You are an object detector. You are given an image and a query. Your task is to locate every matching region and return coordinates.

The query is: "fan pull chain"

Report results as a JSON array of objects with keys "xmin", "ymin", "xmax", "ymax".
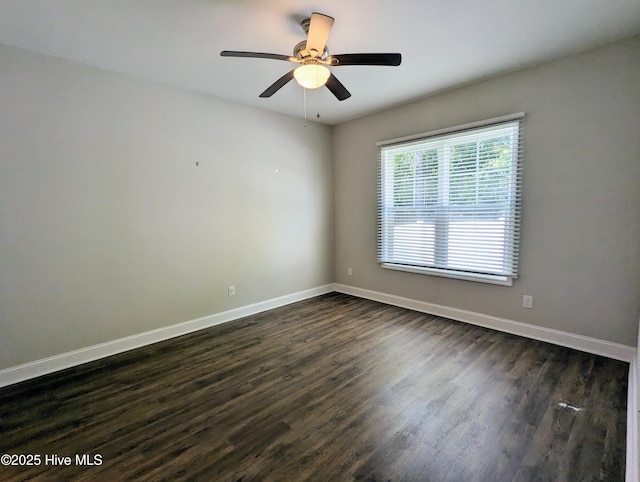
[
  {"xmin": 302, "ymin": 88, "xmax": 320, "ymax": 125},
  {"xmin": 303, "ymin": 87, "xmax": 307, "ymax": 127}
]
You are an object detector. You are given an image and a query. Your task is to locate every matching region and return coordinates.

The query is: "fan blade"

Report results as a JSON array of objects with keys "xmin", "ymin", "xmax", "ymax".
[
  {"xmin": 259, "ymin": 70, "xmax": 295, "ymax": 98},
  {"xmin": 306, "ymin": 12, "xmax": 334, "ymax": 56},
  {"xmin": 325, "ymin": 73, "xmax": 351, "ymax": 101},
  {"xmin": 221, "ymin": 51, "xmax": 294, "ymax": 62},
  {"xmin": 328, "ymin": 53, "xmax": 402, "ymax": 66}
]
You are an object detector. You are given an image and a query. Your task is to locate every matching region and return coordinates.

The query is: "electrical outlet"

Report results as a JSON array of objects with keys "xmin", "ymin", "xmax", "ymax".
[
  {"xmin": 228, "ymin": 285, "xmax": 235, "ymax": 297},
  {"xmin": 522, "ymin": 295, "xmax": 533, "ymax": 309},
  {"xmin": 347, "ymin": 267, "xmax": 353, "ymax": 276}
]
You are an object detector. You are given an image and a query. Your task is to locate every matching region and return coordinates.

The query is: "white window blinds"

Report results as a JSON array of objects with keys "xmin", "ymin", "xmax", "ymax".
[{"xmin": 377, "ymin": 114, "xmax": 524, "ymax": 284}]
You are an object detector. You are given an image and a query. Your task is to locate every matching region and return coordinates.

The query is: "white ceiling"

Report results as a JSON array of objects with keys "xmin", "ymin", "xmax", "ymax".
[{"xmin": 1, "ymin": 0, "xmax": 639, "ymax": 125}]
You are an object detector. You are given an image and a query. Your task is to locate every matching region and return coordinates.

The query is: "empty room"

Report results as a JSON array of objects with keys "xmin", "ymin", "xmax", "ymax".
[{"xmin": 1, "ymin": 1, "xmax": 639, "ymax": 480}]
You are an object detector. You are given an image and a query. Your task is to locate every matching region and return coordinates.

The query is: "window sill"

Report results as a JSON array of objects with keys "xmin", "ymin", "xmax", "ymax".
[{"xmin": 380, "ymin": 263, "xmax": 513, "ymax": 286}]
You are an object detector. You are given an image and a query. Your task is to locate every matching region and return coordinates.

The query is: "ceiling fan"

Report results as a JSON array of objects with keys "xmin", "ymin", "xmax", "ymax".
[{"xmin": 220, "ymin": 12, "xmax": 402, "ymax": 101}]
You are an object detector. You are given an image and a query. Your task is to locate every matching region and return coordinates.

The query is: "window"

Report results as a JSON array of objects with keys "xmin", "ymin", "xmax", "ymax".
[{"xmin": 377, "ymin": 114, "xmax": 524, "ymax": 285}]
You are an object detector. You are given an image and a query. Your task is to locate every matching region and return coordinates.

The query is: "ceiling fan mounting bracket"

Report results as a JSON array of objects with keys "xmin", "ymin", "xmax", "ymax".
[{"xmin": 300, "ymin": 17, "xmax": 311, "ymax": 34}]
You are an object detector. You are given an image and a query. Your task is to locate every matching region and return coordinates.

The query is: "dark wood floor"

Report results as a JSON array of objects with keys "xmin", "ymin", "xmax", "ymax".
[{"xmin": 0, "ymin": 293, "xmax": 628, "ymax": 481}]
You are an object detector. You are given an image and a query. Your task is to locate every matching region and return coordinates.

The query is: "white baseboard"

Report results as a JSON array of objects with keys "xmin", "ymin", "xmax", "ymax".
[
  {"xmin": 334, "ymin": 283, "xmax": 635, "ymax": 362},
  {"xmin": 0, "ymin": 284, "xmax": 334, "ymax": 389},
  {"xmin": 627, "ymin": 358, "xmax": 639, "ymax": 482},
  {"xmin": 3, "ymin": 281, "xmax": 633, "ymax": 379}
]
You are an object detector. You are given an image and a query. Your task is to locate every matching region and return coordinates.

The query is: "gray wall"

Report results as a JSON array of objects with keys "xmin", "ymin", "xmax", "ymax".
[
  {"xmin": 1, "ymin": 35, "xmax": 639, "ymax": 371},
  {"xmin": 0, "ymin": 44, "xmax": 334, "ymax": 369},
  {"xmin": 333, "ymin": 36, "xmax": 640, "ymax": 345}
]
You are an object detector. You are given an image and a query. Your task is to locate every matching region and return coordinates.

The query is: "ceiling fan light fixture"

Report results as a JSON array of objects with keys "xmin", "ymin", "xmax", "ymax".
[{"xmin": 294, "ymin": 64, "xmax": 330, "ymax": 89}]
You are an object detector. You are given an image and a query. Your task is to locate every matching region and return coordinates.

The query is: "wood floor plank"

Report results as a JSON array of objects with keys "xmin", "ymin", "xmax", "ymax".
[{"xmin": 0, "ymin": 293, "xmax": 627, "ymax": 481}]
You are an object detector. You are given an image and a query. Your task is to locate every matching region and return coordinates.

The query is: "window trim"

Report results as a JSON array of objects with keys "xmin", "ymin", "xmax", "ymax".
[
  {"xmin": 376, "ymin": 112, "xmax": 525, "ymax": 148},
  {"xmin": 377, "ymin": 113, "xmax": 525, "ymax": 285},
  {"xmin": 381, "ymin": 263, "xmax": 513, "ymax": 286}
]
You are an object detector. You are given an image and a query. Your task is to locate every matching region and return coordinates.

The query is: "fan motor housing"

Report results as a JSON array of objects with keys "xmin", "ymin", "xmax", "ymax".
[{"xmin": 293, "ymin": 40, "xmax": 329, "ymax": 60}]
